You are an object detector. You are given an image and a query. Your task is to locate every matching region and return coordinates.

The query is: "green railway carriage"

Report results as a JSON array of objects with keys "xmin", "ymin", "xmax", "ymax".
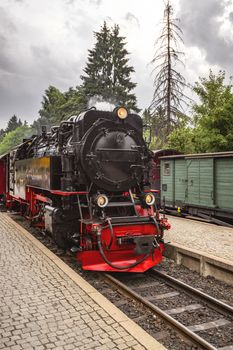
[{"xmin": 160, "ymin": 152, "xmax": 233, "ymax": 221}]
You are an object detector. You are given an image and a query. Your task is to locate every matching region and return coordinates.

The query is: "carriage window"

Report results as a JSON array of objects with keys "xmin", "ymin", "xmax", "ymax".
[{"xmin": 164, "ymin": 163, "xmax": 170, "ymax": 176}]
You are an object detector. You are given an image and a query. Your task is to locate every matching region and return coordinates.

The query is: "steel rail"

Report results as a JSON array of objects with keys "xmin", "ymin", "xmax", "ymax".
[
  {"xmin": 104, "ymin": 273, "xmax": 218, "ymax": 350},
  {"xmin": 151, "ymin": 269, "xmax": 233, "ymax": 317}
]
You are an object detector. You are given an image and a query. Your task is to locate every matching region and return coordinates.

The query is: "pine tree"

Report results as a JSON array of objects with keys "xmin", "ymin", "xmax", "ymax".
[
  {"xmin": 81, "ymin": 22, "xmax": 110, "ymax": 99},
  {"xmin": 150, "ymin": 0, "xmax": 190, "ymax": 139},
  {"xmin": 35, "ymin": 85, "xmax": 86, "ymax": 133},
  {"xmin": 0, "ymin": 128, "xmax": 4, "ymax": 142},
  {"xmin": 38, "ymin": 86, "xmax": 67, "ymax": 125},
  {"xmin": 62, "ymin": 87, "xmax": 86, "ymax": 117},
  {"xmin": 5, "ymin": 115, "xmax": 22, "ymax": 133},
  {"xmin": 81, "ymin": 22, "xmax": 138, "ymax": 112},
  {"xmin": 110, "ymin": 25, "xmax": 138, "ymax": 111}
]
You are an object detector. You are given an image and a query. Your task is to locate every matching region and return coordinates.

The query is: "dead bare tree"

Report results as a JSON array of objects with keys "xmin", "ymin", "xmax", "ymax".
[{"xmin": 150, "ymin": 0, "xmax": 190, "ymax": 139}]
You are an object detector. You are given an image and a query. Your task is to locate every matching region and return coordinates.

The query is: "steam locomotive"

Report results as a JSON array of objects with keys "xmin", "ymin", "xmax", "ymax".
[{"xmin": 0, "ymin": 106, "xmax": 170, "ymax": 272}]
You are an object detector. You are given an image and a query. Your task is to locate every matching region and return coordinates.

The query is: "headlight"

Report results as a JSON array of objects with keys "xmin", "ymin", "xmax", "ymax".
[
  {"xmin": 145, "ymin": 193, "xmax": 155, "ymax": 206},
  {"xmin": 115, "ymin": 107, "xmax": 128, "ymax": 120},
  {"xmin": 96, "ymin": 194, "xmax": 109, "ymax": 208}
]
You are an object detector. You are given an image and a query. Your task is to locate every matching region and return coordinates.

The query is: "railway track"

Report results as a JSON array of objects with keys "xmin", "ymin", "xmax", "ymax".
[{"xmin": 104, "ymin": 270, "xmax": 233, "ymax": 350}]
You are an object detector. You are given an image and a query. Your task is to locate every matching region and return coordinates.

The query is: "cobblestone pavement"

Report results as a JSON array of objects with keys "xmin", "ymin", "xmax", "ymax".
[
  {"xmin": 0, "ymin": 213, "xmax": 162, "ymax": 350},
  {"xmin": 164, "ymin": 215, "xmax": 233, "ymax": 261}
]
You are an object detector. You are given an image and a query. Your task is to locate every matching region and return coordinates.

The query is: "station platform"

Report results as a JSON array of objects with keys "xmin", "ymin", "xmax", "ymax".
[
  {"xmin": 164, "ymin": 215, "xmax": 233, "ymax": 263},
  {"xmin": 0, "ymin": 213, "xmax": 165, "ymax": 350}
]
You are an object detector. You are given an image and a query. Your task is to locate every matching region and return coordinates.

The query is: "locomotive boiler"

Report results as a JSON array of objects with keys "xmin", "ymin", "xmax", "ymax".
[{"xmin": 0, "ymin": 106, "xmax": 170, "ymax": 272}]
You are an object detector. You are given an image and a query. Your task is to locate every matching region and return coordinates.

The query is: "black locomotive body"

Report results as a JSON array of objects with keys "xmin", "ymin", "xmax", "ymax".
[{"xmin": 0, "ymin": 107, "xmax": 170, "ymax": 272}]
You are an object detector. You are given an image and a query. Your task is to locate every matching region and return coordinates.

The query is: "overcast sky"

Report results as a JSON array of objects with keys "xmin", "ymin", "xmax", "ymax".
[{"xmin": 1, "ymin": 0, "xmax": 233, "ymax": 128}]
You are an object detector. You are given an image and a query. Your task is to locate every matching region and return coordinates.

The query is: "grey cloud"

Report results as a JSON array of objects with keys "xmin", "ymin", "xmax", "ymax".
[
  {"xmin": 125, "ymin": 12, "xmax": 140, "ymax": 27},
  {"xmin": 31, "ymin": 46, "xmax": 50, "ymax": 59},
  {"xmin": 0, "ymin": 35, "xmax": 10, "ymax": 71},
  {"xmin": 0, "ymin": 2, "xmax": 92, "ymax": 127},
  {"xmin": 0, "ymin": 9, "xmax": 18, "ymax": 74},
  {"xmin": 127, "ymin": 54, "xmax": 153, "ymax": 111},
  {"xmin": 0, "ymin": 6, "xmax": 16, "ymax": 33},
  {"xmin": 229, "ymin": 11, "xmax": 233, "ymax": 22},
  {"xmin": 0, "ymin": 78, "xmax": 37, "ymax": 125},
  {"xmin": 89, "ymin": 0, "xmax": 102, "ymax": 6},
  {"xmin": 65, "ymin": 0, "xmax": 75, "ymax": 5},
  {"xmin": 105, "ymin": 16, "xmax": 113, "ymax": 22},
  {"xmin": 66, "ymin": 0, "xmax": 102, "ymax": 5},
  {"xmin": 179, "ymin": 0, "xmax": 233, "ymax": 70}
]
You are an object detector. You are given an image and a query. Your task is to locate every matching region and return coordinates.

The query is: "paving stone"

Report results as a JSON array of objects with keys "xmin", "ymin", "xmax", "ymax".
[
  {"xmin": 133, "ymin": 345, "xmax": 148, "ymax": 350},
  {"xmin": 64, "ymin": 344, "xmax": 76, "ymax": 350},
  {"xmin": 45, "ymin": 343, "xmax": 55, "ymax": 349},
  {"xmin": 126, "ymin": 340, "xmax": 140, "ymax": 347},
  {"xmin": 0, "ymin": 214, "xmax": 147, "ymax": 350},
  {"xmin": 108, "ymin": 333, "xmax": 121, "ymax": 340},
  {"xmin": 117, "ymin": 344, "xmax": 129, "ymax": 350},
  {"xmin": 95, "ymin": 346, "xmax": 109, "ymax": 350},
  {"xmin": 10, "ymin": 345, "xmax": 22, "ymax": 350},
  {"xmin": 4, "ymin": 341, "xmax": 16, "ymax": 347}
]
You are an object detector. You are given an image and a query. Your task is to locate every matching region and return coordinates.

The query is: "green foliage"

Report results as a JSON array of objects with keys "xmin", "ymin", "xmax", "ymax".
[
  {"xmin": 0, "ymin": 125, "xmax": 33, "ymax": 155},
  {"xmin": 167, "ymin": 126, "xmax": 195, "ymax": 153},
  {"xmin": 0, "ymin": 129, "xmax": 4, "ymax": 143},
  {"xmin": 81, "ymin": 22, "xmax": 138, "ymax": 112},
  {"xmin": 168, "ymin": 70, "xmax": 233, "ymax": 153},
  {"xmin": 62, "ymin": 87, "xmax": 87, "ymax": 116},
  {"xmin": 38, "ymin": 86, "xmax": 66, "ymax": 125},
  {"xmin": 192, "ymin": 70, "xmax": 233, "ymax": 152},
  {"xmin": 193, "ymin": 70, "xmax": 232, "ymax": 122},
  {"xmin": 35, "ymin": 85, "xmax": 86, "ymax": 132}
]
